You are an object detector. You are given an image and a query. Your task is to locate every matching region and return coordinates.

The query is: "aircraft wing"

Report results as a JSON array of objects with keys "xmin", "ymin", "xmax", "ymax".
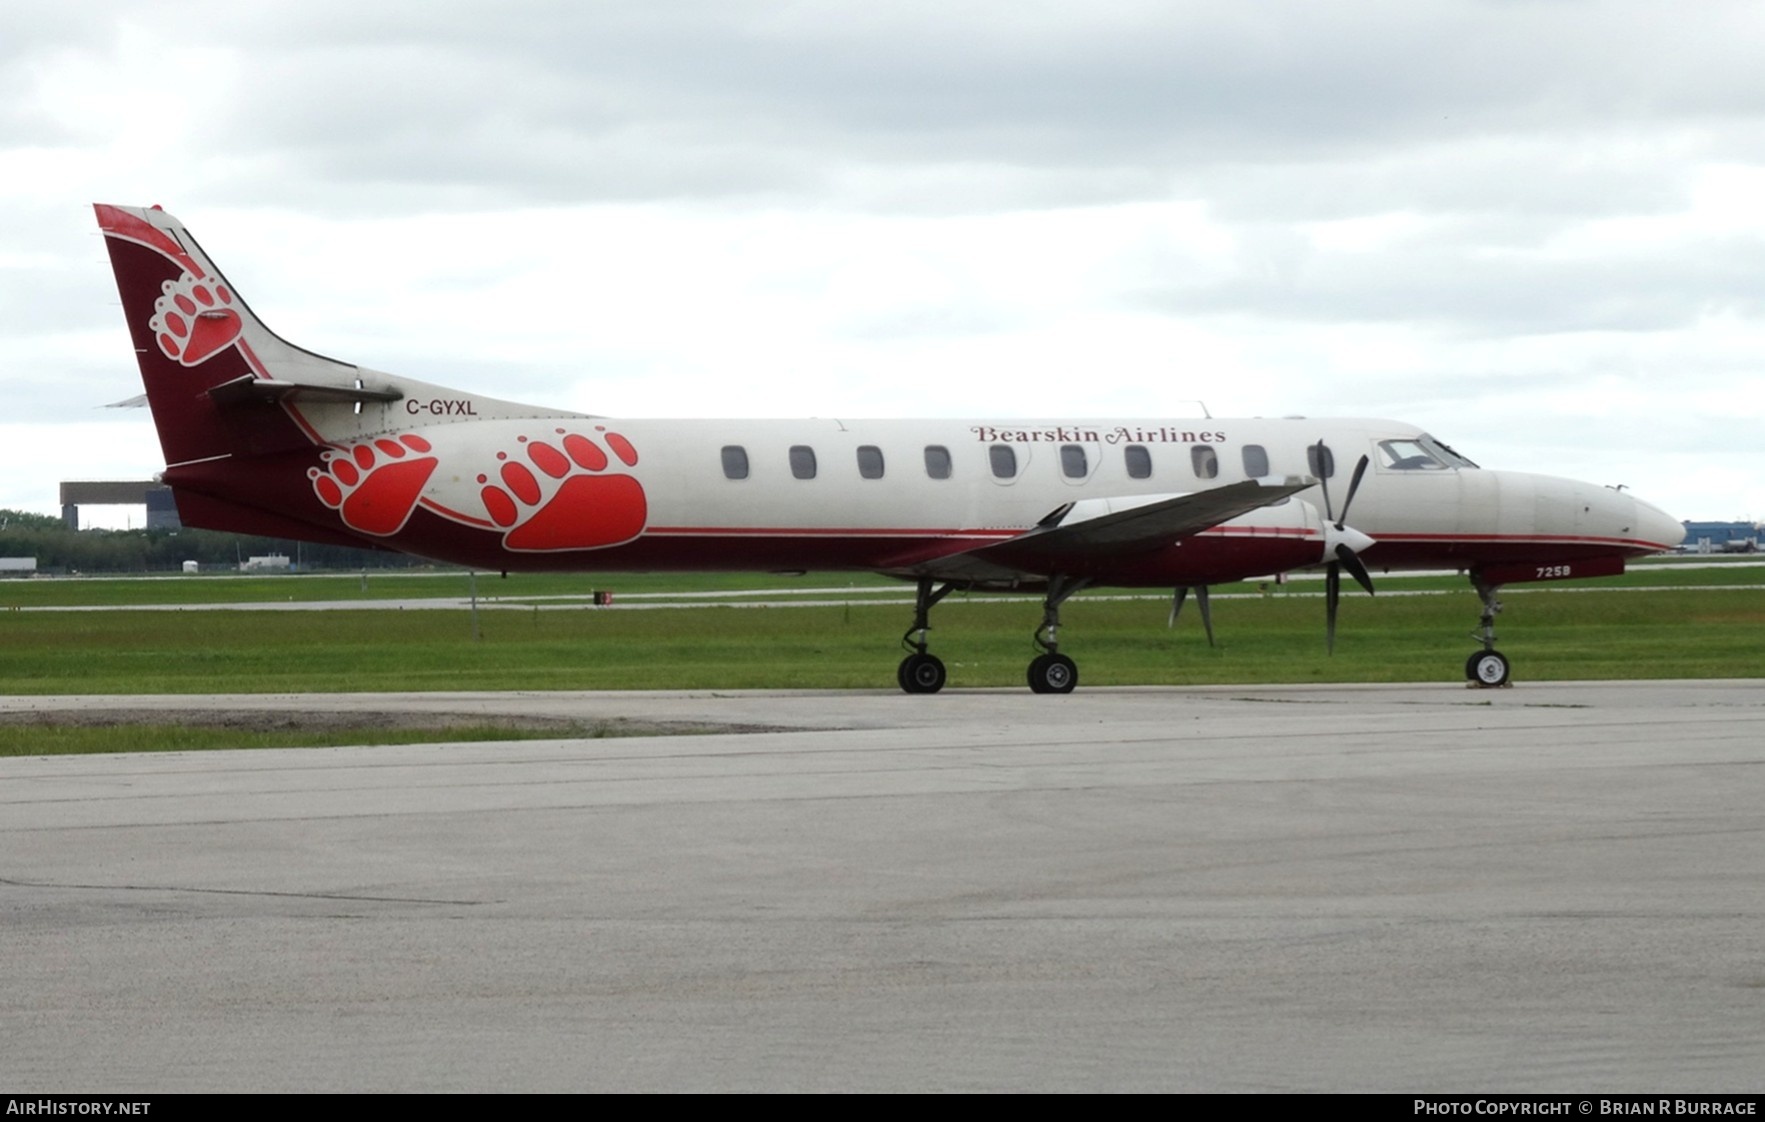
[
  {"xmin": 1014, "ymin": 479, "xmax": 1314, "ymax": 552},
  {"xmin": 888, "ymin": 479, "xmax": 1315, "ymax": 583}
]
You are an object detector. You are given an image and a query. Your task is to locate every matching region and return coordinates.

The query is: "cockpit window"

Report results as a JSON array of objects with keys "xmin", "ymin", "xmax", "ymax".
[
  {"xmin": 1378, "ymin": 435, "xmax": 1479, "ymax": 471},
  {"xmin": 1423, "ymin": 434, "xmax": 1478, "ymax": 468},
  {"xmin": 1378, "ymin": 440, "xmax": 1443, "ymax": 470}
]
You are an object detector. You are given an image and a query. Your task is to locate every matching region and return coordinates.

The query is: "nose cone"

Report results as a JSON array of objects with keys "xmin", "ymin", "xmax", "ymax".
[{"xmin": 1630, "ymin": 495, "xmax": 1685, "ymax": 553}]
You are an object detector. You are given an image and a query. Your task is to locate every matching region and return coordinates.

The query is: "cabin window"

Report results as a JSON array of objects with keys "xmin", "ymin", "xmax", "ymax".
[
  {"xmin": 856, "ymin": 445, "xmax": 884, "ymax": 479},
  {"xmin": 1242, "ymin": 444, "xmax": 1269, "ymax": 478},
  {"xmin": 789, "ymin": 445, "xmax": 817, "ymax": 480},
  {"xmin": 1124, "ymin": 444, "xmax": 1152, "ymax": 479},
  {"xmin": 721, "ymin": 445, "xmax": 749, "ymax": 480},
  {"xmin": 989, "ymin": 444, "xmax": 1018, "ymax": 479},
  {"xmin": 1306, "ymin": 444, "xmax": 1334, "ymax": 479},
  {"xmin": 1191, "ymin": 446, "xmax": 1218, "ymax": 480},
  {"xmin": 1060, "ymin": 444, "xmax": 1088, "ymax": 479},
  {"xmin": 924, "ymin": 445, "xmax": 952, "ymax": 480}
]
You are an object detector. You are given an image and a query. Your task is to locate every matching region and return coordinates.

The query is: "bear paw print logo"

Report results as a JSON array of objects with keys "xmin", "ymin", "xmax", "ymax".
[
  {"xmin": 310, "ymin": 434, "xmax": 439, "ymax": 536},
  {"xmin": 479, "ymin": 427, "xmax": 646, "ymax": 550},
  {"xmin": 151, "ymin": 272, "xmax": 243, "ymax": 366}
]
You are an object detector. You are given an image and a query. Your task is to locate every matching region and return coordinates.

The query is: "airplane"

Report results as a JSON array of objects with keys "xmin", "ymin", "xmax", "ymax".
[{"xmin": 93, "ymin": 203, "xmax": 1686, "ymax": 694}]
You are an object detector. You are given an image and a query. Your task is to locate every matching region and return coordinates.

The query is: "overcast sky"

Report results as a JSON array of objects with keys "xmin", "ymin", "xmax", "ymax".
[{"xmin": 4, "ymin": 0, "xmax": 1762, "ymax": 528}]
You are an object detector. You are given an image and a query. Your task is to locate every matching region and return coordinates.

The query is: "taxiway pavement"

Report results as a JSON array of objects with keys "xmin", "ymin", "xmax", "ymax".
[{"xmin": 3, "ymin": 681, "xmax": 1761, "ymax": 1092}]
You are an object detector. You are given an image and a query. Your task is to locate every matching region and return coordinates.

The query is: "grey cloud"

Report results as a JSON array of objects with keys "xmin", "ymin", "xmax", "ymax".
[
  {"xmin": 1125, "ymin": 229, "xmax": 1765, "ymax": 337},
  {"xmin": 20, "ymin": 0, "xmax": 1762, "ymax": 214}
]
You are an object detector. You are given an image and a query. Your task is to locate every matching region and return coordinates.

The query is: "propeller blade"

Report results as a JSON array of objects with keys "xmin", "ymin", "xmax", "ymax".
[
  {"xmin": 1337, "ymin": 454, "xmax": 1370, "ymax": 529},
  {"xmin": 1313, "ymin": 440, "xmax": 1334, "ymax": 523},
  {"xmin": 1315, "ymin": 447, "xmax": 1375, "ymax": 653},
  {"xmin": 1336, "ymin": 542, "xmax": 1375, "ymax": 596},
  {"xmin": 1169, "ymin": 586, "xmax": 1186, "ymax": 628}
]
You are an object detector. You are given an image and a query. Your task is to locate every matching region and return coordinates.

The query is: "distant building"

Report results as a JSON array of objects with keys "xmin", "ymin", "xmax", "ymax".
[
  {"xmin": 1680, "ymin": 521, "xmax": 1760, "ymax": 553},
  {"xmin": 145, "ymin": 487, "xmax": 181, "ymax": 530},
  {"xmin": 0, "ymin": 557, "xmax": 37, "ymax": 576},
  {"xmin": 240, "ymin": 554, "xmax": 292, "ymax": 572},
  {"xmin": 58, "ymin": 482, "xmax": 180, "ymax": 531}
]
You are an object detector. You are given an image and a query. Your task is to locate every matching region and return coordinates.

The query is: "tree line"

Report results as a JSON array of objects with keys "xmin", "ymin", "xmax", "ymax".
[{"xmin": 0, "ymin": 509, "xmax": 438, "ymax": 574}]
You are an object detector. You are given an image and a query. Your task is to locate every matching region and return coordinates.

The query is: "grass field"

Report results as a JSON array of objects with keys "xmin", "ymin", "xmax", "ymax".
[
  {"xmin": 2, "ymin": 559, "xmax": 1758, "ymax": 754},
  {"xmin": 2, "ymin": 558, "xmax": 1760, "ymax": 693}
]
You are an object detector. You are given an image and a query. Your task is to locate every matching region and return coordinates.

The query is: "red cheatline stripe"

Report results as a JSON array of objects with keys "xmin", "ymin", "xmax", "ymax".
[
  {"xmin": 1373, "ymin": 532, "xmax": 1676, "ymax": 549},
  {"xmin": 644, "ymin": 525, "xmax": 1324, "ymax": 540},
  {"xmin": 1195, "ymin": 526, "xmax": 1315, "ymax": 538},
  {"xmin": 645, "ymin": 526, "xmax": 1019, "ymax": 538},
  {"xmin": 419, "ymin": 498, "xmax": 497, "ymax": 528}
]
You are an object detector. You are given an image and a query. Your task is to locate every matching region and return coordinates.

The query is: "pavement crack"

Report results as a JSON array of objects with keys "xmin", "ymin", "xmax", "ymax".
[{"xmin": 0, "ymin": 875, "xmax": 485, "ymax": 906}]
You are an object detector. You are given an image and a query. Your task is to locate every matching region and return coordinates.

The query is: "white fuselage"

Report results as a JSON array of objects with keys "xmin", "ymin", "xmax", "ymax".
[{"xmin": 251, "ymin": 403, "xmax": 1681, "ymax": 583}]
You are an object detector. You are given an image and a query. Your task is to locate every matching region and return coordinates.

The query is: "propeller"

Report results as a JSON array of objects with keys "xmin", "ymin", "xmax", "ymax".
[
  {"xmin": 1312, "ymin": 441, "xmax": 1376, "ymax": 653},
  {"xmin": 1169, "ymin": 585, "xmax": 1215, "ymax": 647}
]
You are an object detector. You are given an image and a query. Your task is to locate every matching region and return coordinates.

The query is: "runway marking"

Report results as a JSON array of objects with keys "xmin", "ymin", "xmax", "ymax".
[{"xmin": 12, "ymin": 582, "xmax": 1757, "ymax": 613}]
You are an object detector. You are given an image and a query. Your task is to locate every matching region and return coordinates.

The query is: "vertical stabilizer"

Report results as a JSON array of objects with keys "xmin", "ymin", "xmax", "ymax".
[{"xmin": 94, "ymin": 204, "xmax": 358, "ymax": 466}]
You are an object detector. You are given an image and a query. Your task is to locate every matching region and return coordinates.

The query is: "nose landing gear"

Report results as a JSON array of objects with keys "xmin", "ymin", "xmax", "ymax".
[{"xmin": 1466, "ymin": 578, "xmax": 1511, "ymax": 687}]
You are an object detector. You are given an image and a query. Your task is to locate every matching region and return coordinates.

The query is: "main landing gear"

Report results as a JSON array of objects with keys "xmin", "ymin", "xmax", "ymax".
[
  {"xmin": 893, "ymin": 575, "xmax": 1094, "ymax": 695},
  {"xmin": 897, "ymin": 578, "xmax": 956, "ymax": 694},
  {"xmin": 1028, "ymin": 575, "xmax": 1091, "ymax": 694},
  {"xmin": 1466, "ymin": 578, "xmax": 1511, "ymax": 688}
]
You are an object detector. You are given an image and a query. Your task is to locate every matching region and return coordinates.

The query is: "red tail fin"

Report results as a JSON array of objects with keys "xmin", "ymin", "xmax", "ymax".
[{"xmin": 94, "ymin": 204, "xmax": 350, "ymax": 466}]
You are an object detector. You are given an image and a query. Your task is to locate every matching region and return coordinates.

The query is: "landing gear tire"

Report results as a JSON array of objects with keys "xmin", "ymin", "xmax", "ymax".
[
  {"xmin": 1466, "ymin": 650, "xmax": 1510, "ymax": 688},
  {"xmin": 898, "ymin": 652, "xmax": 947, "ymax": 695},
  {"xmin": 1027, "ymin": 653, "xmax": 1078, "ymax": 695}
]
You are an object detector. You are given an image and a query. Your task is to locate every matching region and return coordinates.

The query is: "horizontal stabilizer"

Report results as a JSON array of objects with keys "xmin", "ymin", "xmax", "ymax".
[{"xmin": 206, "ymin": 375, "xmax": 404, "ymax": 407}]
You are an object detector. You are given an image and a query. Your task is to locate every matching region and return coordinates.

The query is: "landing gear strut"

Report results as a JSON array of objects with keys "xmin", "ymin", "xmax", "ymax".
[
  {"xmin": 1466, "ymin": 578, "xmax": 1511, "ymax": 688},
  {"xmin": 1028, "ymin": 576, "xmax": 1091, "ymax": 694},
  {"xmin": 897, "ymin": 578, "xmax": 956, "ymax": 694},
  {"xmin": 1169, "ymin": 585, "xmax": 1216, "ymax": 646}
]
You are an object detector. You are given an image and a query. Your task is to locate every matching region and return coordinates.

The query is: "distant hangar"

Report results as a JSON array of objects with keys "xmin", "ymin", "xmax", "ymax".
[{"xmin": 58, "ymin": 481, "xmax": 179, "ymax": 531}]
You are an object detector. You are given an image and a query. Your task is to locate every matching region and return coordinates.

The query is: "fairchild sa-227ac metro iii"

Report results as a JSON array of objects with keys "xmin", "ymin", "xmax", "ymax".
[{"xmin": 94, "ymin": 203, "xmax": 1685, "ymax": 693}]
